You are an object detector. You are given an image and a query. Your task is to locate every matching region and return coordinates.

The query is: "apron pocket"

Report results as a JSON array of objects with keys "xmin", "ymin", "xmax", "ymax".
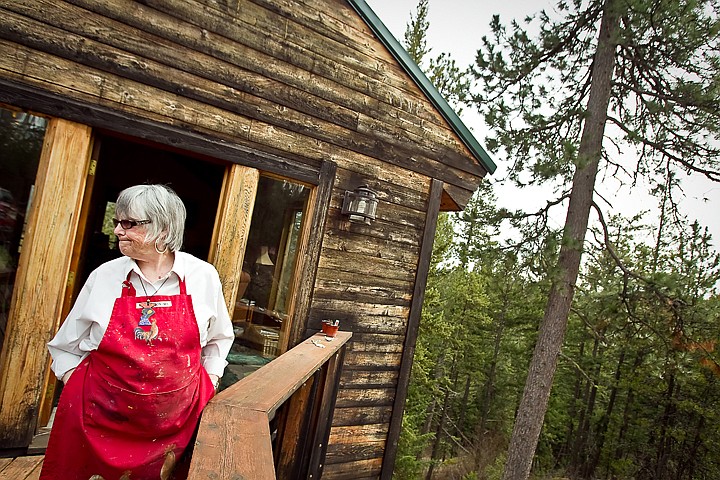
[{"xmin": 85, "ymin": 375, "xmax": 201, "ymax": 437}]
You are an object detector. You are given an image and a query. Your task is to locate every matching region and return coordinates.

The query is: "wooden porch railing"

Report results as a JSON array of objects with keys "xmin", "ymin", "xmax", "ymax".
[{"xmin": 187, "ymin": 331, "xmax": 351, "ymax": 479}]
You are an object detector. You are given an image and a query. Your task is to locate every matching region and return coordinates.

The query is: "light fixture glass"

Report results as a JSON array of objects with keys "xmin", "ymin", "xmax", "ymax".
[{"xmin": 341, "ymin": 185, "xmax": 378, "ymax": 225}]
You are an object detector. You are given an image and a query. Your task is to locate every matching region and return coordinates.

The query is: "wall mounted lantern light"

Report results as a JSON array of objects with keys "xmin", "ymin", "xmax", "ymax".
[{"xmin": 341, "ymin": 185, "xmax": 378, "ymax": 225}]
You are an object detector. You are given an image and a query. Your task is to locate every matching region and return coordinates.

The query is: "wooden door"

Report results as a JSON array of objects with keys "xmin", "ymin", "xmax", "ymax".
[
  {"xmin": 36, "ymin": 140, "xmax": 101, "ymax": 428},
  {"xmin": 209, "ymin": 164, "xmax": 260, "ymax": 315},
  {"xmin": 0, "ymin": 118, "xmax": 93, "ymax": 449}
]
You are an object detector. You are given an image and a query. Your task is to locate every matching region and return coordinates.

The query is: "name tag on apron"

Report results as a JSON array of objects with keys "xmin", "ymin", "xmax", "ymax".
[{"xmin": 136, "ymin": 300, "xmax": 173, "ymax": 308}]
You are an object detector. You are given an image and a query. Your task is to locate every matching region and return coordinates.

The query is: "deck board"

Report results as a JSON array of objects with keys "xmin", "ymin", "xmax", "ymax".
[{"xmin": 0, "ymin": 455, "xmax": 44, "ymax": 479}]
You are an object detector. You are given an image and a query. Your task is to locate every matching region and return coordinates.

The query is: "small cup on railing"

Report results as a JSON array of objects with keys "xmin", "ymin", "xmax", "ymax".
[{"xmin": 321, "ymin": 319, "xmax": 340, "ymax": 339}]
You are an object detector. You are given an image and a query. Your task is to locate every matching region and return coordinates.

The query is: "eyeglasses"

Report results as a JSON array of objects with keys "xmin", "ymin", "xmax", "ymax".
[{"xmin": 112, "ymin": 218, "xmax": 152, "ymax": 230}]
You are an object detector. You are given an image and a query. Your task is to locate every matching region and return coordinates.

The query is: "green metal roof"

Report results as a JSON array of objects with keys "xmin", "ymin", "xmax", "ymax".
[{"xmin": 347, "ymin": 0, "xmax": 497, "ymax": 174}]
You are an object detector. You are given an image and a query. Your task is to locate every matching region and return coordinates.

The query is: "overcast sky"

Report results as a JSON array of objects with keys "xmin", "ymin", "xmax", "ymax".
[{"xmin": 365, "ymin": 0, "xmax": 720, "ymax": 248}]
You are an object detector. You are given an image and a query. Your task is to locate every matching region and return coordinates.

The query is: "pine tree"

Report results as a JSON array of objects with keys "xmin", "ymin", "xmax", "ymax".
[{"xmin": 471, "ymin": 0, "xmax": 720, "ymax": 478}]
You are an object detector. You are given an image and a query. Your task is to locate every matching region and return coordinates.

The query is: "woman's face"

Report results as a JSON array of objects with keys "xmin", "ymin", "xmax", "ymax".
[{"xmin": 114, "ymin": 219, "xmax": 154, "ymax": 261}]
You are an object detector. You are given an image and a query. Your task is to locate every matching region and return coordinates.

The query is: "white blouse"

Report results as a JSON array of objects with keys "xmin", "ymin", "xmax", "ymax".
[{"xmin": 47, "ymin": 251, "xmax": 234, "ymax": 379}]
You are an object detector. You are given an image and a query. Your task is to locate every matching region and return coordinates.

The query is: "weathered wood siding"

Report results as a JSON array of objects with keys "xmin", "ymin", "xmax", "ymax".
[{"xmin": 0, "ymin": 0, "xmax": 485, "ymax": 476}]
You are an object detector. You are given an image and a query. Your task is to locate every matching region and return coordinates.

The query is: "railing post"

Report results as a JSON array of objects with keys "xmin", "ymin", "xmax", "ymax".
[
  {"xmin": 275, "ymin": 373, "xmax": 319, "ymax": 478},
  {"xmin": 186, "ymin": 331, "xmax": 351, "ymax": 480},
  {"xmin": 307, "ymin": 345, "xmax": 347, "ymax": 479},
  {"xmin": 191, "ymin": 404, "xmax": 274, "ymax": 479}
]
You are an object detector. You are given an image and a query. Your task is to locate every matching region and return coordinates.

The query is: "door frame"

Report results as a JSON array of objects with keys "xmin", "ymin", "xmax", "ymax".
[{"xmin": 0, "ymin": 109, "xmax": 335, "ymax": 449}]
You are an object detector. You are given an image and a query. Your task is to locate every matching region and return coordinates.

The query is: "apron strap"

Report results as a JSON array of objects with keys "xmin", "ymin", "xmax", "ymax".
[
  {"xmin": 122, "ymin": 271, "xmax": 137, "ymax": 297},
  {"xmin": 122, "ymin": 271, "xmax": 185, "ymax": 296}
]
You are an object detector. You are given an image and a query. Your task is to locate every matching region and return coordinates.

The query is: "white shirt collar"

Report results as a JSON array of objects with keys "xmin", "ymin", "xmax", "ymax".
[{"xmin": 124, "ymin": 251, "xmax": 186, "ymax": 283}]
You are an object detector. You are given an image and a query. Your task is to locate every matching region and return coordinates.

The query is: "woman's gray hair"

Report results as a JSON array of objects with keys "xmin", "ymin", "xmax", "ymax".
[{"xmin": 115, "ymin": 184, "xmax": 186, "ymax": 252}]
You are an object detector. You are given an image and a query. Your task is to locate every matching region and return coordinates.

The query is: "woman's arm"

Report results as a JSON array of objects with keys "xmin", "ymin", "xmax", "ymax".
[
  {"xmin": 200, "ymin": 271, "xmax": 234, "ymax": 378},
  {"xmin": 47, "ymin": 272, "xmax": 96, "ymax": 380}
]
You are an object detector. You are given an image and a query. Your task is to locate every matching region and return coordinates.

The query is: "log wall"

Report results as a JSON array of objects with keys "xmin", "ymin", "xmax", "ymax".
[{"xmin": 0, "ymin": 0, "xmax": 485, "ymax": 476}]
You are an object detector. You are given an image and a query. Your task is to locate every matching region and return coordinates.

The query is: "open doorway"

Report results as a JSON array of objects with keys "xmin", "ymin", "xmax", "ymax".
[
  {"xmin": 31, "ymin": 133, "xmax": 227, "ymax": 452},
  {"xmin": 74, "ymin": 134, "xmax": 226, "ymax": 289}
]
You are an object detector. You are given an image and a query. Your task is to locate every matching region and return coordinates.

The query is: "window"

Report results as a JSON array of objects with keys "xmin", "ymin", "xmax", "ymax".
[{"xmin": 223, "ymin": 176, "xmax": 310, "ymax": 384}]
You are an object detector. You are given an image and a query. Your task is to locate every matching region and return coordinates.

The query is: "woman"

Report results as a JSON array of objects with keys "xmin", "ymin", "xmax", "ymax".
[{"xmin": 41, "ymin": 184, "xmax": 234, "ymax": 480}]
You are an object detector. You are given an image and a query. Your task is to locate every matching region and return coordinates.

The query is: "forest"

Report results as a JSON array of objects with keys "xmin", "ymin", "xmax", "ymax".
[{"xmin": 391, "ymin": 0, "xmax": 720, "ymax": 479}]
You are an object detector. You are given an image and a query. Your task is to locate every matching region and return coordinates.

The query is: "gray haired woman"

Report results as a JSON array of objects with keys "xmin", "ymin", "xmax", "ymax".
[{"xmin": 41, "ymin": 184, "xmax": 233, "ymax": 480}]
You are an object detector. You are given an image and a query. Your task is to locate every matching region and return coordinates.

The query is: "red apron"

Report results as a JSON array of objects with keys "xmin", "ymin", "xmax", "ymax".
[{"xmin": 41, "ymin": 275, "xmax": 215, "ymax": 480}]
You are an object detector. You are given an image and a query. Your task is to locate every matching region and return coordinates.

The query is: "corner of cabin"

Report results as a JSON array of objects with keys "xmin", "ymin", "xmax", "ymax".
[{"xmin": 440, "ymin": 190, "xmax": 462, "ymax": 212}]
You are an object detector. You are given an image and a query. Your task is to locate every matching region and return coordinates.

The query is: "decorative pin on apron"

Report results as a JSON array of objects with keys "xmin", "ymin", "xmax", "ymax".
[
  {"xmin": 135, "ymin": 302, "xmax": 159, "ymax": 344},
  {"xmin": 133, "ymin": 275, "xmax": 169, "ymax": 344}
]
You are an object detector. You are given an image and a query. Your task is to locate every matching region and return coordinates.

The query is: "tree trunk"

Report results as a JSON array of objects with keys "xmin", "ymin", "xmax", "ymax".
[
  {"xmin": 680, "ymin": 415, "xmax": 705, "ymax": 480},
  {"xmin": 654, "ymin": 373, "xmax": 677, "ymax": 480},
  {"xmin": 573, "ymin": 334, "xmax": 602, "ymax": 477},
  {"xmin": 443, "ymin": 359, "xmax": 461, "ymax": 461},
  {"xmin": 587, "ymin": 350, "xmax": 625, "ymax": 477},
  {"xmin": 422, "ymin": 397, "xmax": 437, "ymax": 436},
  {"xmin": 426, "ymin": 374, "xmax": 453, "ymax": 480},
  {"xmin": 611, "ymin": 351, "xmax": 643, "ymax": 472},
  {"xmin": 561, "ymin": 341, "xmax": 586, "ymax": 466},
  {"xmin": 474, "ymin": 319, "xmax": 504, "ymax": 470},
  {"xmin": 501, "ymin": 2, "xmax": 620, "ymax": 478},
  {"xmin": 478, "ymin": 311, "xmax": 505, "ymax": 432},
  {"xmin": 457, "ymin": 374, "xmax": 472, "ymax": 440},
  {"xmin": 569, "ymin": 338, "xmax": 594, "ymax": 470},
  {"xmin": 422, "ymin": 353, "xmax": 447, "ymax": 436}
]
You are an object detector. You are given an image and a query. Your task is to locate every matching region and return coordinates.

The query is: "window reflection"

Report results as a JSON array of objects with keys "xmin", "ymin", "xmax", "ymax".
[
  {"xmin": 223, "ymin": 176, "xmax": 309, "ymax": 386},
  {"xmin": 0, "ymin": 107, "xmax": 46, "ymax": 354}
]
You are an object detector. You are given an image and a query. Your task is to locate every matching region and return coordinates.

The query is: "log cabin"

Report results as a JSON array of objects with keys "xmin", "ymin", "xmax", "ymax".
[{"xmin": 0, "ymin": 0, "xmax": 495, "ymax": 477}]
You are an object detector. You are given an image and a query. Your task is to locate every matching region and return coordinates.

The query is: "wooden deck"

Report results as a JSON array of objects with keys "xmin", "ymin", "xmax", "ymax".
[{"xmin": 0, "ymin": 455, "xmax": 43, "ymax": 479}]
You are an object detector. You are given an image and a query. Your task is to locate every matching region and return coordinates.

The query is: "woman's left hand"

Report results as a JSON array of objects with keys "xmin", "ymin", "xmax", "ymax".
[{"xmin": 208, "ymin": 374, "xmax": 220, "ymax": 390}]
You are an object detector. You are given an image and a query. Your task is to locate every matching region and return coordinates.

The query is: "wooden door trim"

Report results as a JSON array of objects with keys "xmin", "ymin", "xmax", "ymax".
[
  {"xmin": 285, "ymin": 160, "xmax": 337, "ymax": 350},
  {"xmin": 36, "ymin": 138, "xmax": 100, "ymax": 427}
]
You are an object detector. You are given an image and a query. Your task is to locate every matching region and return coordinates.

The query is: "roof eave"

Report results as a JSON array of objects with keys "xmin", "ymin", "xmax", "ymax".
[{"xmin": 347, "ymin": 0, "xmax": 497, "ymax": 175}]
